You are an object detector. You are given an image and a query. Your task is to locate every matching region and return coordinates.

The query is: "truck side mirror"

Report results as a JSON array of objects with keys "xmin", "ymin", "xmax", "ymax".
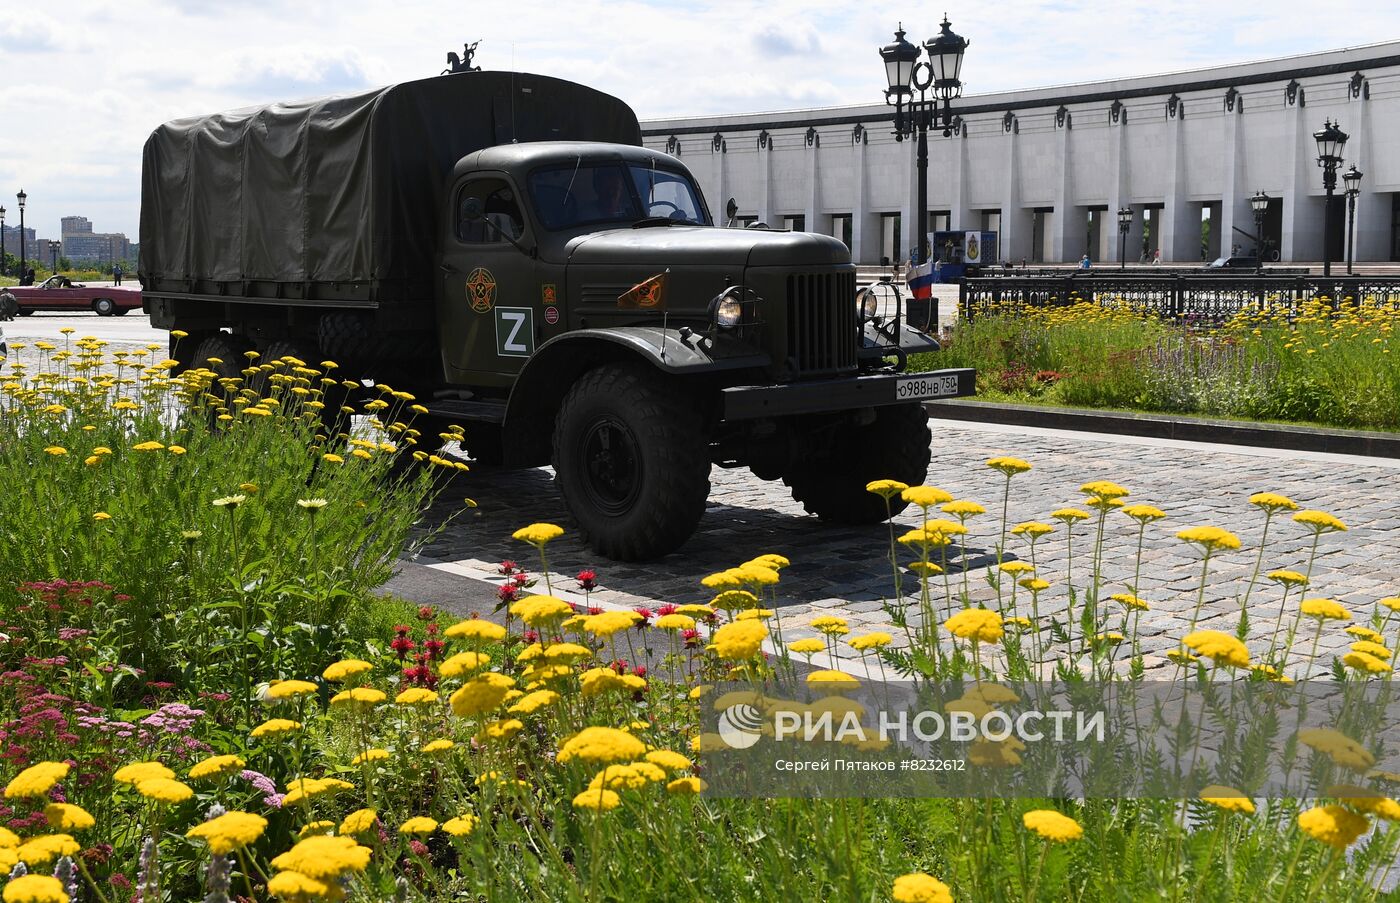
[{"xmin": 462, "ymin": 197, "xmax": 485, "ymax": 221}]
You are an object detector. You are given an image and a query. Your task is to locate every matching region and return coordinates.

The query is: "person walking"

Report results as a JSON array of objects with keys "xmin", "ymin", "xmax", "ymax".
[
  {"xmin": 1151, "ymin": 249, "xmax": 1161, "ymax": 265},
  {"xmin": 1079, "ymin": 253, "xmax": 1091, "ymax": 270},
  {"xmin": 113, "ymin": 263, "xmax": 123, "ymax": 286}
]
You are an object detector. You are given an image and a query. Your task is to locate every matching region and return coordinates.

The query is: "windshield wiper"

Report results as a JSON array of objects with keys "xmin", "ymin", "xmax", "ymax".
[{"xmin": 631, "ymin": 217, "xmax": 677, "ymax": 229}]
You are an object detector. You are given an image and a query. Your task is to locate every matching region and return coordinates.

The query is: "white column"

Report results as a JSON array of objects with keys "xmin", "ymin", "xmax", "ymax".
[
  {"xmin": 1220, "ymin": 97, "xmax": 1249, "ymax": 257},
  {"xmin": 1000, "ymin": 115, "xmax": 1031, "ymax": 262},
  {"xmin": 757, "ymin": 132, "xmax": 773, "ymax": 226},
  {"xmin": 1106, "ymin": 108, "xmax": 1128, "ymax": 264},
  {"xmin": 950, "ymin": 127, "xmax": 972, "ymax": 231},
  {"xmin": 1350, "ymin": 82, "xmax": 1385, "ymax": 262},
  {"xmin": 851, "ymin": 128, "xmax": 872, "ymax": 264},
  {"xmin": 1280, "ymin": 88, "xmax": 1316, "ymax": 263},
  {"xmin": 710, "ymin": 137, "xmax": 727, "ymax": 225},
  {"xmin": 1050, "ymin": 112, "xmax": 1073, "ymax": 262},
  {"xmin": 804, "ymin": 132, "xmax": 820, "ymax": 233},
  {"xmin": 1158, "ymin": 100, "xmax": 1193, "ymax": 261}
]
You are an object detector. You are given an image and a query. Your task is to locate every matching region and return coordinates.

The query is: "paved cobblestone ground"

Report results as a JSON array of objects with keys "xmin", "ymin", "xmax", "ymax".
[{"xmin": 416, "ymin": 420, "xmax": 1400, "ymax": 677}]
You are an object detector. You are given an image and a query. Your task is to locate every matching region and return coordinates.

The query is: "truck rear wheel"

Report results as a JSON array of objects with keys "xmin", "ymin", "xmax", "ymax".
[
  {"xmin": 552, "ymin": 363, "xmax": 710, "ymax": 561},
  {"xmin": 782, "ymin": 403, "xmax": 931, "ymax": 524}
]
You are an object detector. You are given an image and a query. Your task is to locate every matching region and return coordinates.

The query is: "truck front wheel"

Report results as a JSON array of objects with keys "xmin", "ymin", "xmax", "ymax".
[
  {"xmin": 782, "ymin": 403, "xmax": 932, "ymax": 524},
  {"xmin": 552, "ymin": 363, "xmax": 710, "ymax": 561}
]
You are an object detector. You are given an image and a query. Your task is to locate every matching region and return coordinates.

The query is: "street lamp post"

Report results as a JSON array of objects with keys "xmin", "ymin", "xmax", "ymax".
[
  {"xmin": 1250, "ymin": 190, "xmax": 1270, "ymax": 261},
  {"xmin": 1343, "ymin": 164, "xmax": 1363, "ymax": 275},
  {"xmin": 1117, "ymin": 207, "xmax": 1132, "ymax": 271},
  {"xmin": 0, "ymin": 205, "xmax": 6, "ymax": 277},
  {"xmin": 16, "ymin": 189, "xmax": 26, "ymax": 281},
  {"xmin": 1312, "ymin": 119, "xmax": 1348, "ymax": 277},
  {"xmin": 880, "ymin": 17, "xmax": 968, "ymax": 266},
  {"xmin": 49, "ymin": 241, "xmax": 58, "ymax": 276}
]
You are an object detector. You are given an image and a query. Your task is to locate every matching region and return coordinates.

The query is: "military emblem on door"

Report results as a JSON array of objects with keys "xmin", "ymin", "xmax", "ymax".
[{"xmin": 466, "ymin": 267, "xmax": 497, "ymax": 313}]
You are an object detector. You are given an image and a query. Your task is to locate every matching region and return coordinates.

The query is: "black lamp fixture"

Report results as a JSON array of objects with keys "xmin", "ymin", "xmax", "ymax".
[
  {"xmin": 1116, "ymin": 207, "xmax": 1133, "ymax": 270},
  {"xmin": 15, "ymin": 189, "xmax": 26, "ymax": 281},
  {"xmin": 1250, "ymin": 190, "xmax": 1270, "ymax": 260},
  {"xmin": 1343, "ymin": 164, "xmax": 1363, "ymax": 275},
  {"xmin": 880, "ymin": 15, "xmax": 968, "ymax": 266},
  {"xmin": 1312, "ymin": 119, "xmax": 1348, "ymax": 277},
  {"xmin": 49, "ymin": 240, "xmax": 58, "ymax": 276}
]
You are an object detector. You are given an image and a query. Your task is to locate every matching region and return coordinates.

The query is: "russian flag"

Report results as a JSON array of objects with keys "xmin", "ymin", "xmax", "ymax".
[{"xmin": 906, "ymin": 261, "xmax": 936, "ymax": 300}]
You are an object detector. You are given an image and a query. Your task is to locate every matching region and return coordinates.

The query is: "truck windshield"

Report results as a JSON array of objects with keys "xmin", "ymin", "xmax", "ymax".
[{"xmin": 530, "ymin": 161, "xmax": 709, "ymax": 230}]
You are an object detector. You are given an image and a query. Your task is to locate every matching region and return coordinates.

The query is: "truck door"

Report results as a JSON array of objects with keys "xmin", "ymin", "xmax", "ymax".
[{"xmin": 438, "ymin": 175, "xmax": 540, "ymax": 388}]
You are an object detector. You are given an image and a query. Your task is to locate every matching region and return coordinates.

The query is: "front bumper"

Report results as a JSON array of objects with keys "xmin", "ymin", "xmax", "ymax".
[{"xmin": 721, "ymin": 367, "xmax": 976, "ymax": 421}]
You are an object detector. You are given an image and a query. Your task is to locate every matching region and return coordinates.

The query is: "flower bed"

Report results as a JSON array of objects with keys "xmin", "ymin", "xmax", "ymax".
[{"xmin": 920, "ymin": 297, "xmax": 1400, "ymax": 430}]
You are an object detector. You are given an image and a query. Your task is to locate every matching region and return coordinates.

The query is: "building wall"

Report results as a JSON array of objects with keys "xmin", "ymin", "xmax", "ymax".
[{"xmin": 643, "ymin": 42, "xmax": 1400, "ymax": 264}]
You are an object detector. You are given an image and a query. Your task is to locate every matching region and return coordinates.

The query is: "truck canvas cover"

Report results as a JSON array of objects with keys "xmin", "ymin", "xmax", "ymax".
[{"xmin": 139, "ymin": 71, "xmax": 641, "ymax": 304}]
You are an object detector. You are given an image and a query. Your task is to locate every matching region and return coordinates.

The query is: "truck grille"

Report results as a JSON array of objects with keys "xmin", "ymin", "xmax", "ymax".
[{"xmin": 785, "ymin": 271, "xmax": 857, "ymax": 377}]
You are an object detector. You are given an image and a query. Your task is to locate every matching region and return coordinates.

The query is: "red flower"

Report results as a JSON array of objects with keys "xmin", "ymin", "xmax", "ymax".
[
  {"xmin": 511, "ymin": 573, "xmax": 529, "ymax": 587},
  {"xmin": 682, "ymin": 629, "xmax": 702, "ymax": 649},
  {"xmin": 633, "ymin": 607, "xmax": 653, "ymax": 626},
  {"xmin": 609, "ymin": 660, "xmax": 628, "ymax": 674},
  {"xmin": 497, "ymin": 585, "xmax": 521, "ymax": 604},
  {"xmin": 576, "ymin": 570, "xmax": 598, "ymax": 591},
  {"xmin": 390, "ymin": 635, "xmax": 416, "ymax": 661},
  {"xmin": 523, "ymin": 630, "xmax": 539, "ymax": 644},
  {"xmin": 423, "ymin": 638, "xmax": 446, "ymax": 661},
  {"xmin": 587, "ymin": 607, "xmax": 603, "ymax": 616},
  {"xmin": 499, "ymin": 560, "xmax": 519, "ymax": 575},
  {"xmin": 656, "ymin": 603, "xmax": 678, "ymax": 618},
  {"xmin": 417, "ymin": 606, "xmax": 435, "ymax": 621},
  {"xmin": 632, "ymin": 665, "xmax": 647, "ymax": 679}
]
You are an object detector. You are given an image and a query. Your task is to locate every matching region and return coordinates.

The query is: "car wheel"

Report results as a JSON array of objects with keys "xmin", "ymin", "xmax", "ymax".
[
  {"xmin": 16, "ymin": 309, "xmax": 33, "ymax": 317},
  {"xmin": 783, "ymin": 403, "xmax": 932, "ymax": 524},
  {"xmin": 552, "ymin": 362, "xmax": 710, "ymax": 561},
  {"xmin": 114, "ymin": 307, "xmax": 131, "ymax": 316},
  {"xmin": 93, "ymin": 298, "xmax": 115, "ymax": 316}
]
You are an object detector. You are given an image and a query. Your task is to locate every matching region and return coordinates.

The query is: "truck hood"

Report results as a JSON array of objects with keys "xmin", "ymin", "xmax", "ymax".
[{"xmin": 565, "ymin": 226, "xmax": 850, "ymax": 269}]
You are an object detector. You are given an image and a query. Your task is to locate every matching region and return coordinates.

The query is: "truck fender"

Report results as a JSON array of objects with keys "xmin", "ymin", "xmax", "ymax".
[{"xmin": 502, "ymin": 327, "xmax": 768, "ymax": 467}]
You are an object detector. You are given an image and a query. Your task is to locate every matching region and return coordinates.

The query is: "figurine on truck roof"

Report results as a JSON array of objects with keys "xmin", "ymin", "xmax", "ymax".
[{"xmin": 139, "ymin": 69, "xmax": 974, "ymax": 560}]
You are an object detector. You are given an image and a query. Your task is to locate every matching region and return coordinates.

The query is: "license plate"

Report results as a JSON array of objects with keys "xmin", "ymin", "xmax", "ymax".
[{"xmin": 895, "ymin": 373, "xmax": 961, "ymax": 401}]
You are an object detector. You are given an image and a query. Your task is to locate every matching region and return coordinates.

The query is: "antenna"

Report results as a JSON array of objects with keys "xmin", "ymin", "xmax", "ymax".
[{"xmin": 510, "ymin": 43, "xmax": 517, "ymax": 144}]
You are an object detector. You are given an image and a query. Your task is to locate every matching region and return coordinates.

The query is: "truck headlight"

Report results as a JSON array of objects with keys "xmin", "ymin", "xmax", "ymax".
[
  {"xmin": 856, "ymin": 287, "xmax": 880, "ymax": 322},
  {"xmin": 710, "ymin": 287, "xmax": 744, "ymax": 329}
]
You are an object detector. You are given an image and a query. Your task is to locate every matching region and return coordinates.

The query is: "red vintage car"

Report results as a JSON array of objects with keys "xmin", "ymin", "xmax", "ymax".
[{"xmin": 0, "ymin": 276, "xmax": 143, "ymax": 316}]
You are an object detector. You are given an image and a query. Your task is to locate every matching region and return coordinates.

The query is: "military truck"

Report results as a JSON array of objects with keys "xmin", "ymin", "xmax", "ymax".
[{"xmin": 140, "ymin": 71, "xmax": 974, "ymax": 561}]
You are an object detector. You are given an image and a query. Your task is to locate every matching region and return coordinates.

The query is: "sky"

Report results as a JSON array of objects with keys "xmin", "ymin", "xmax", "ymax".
[{"xmin": 1, "ymin": 0, "xmax": 1397, "ymax": 244}]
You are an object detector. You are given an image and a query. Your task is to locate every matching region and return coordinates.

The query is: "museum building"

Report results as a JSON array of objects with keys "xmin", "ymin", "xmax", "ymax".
[{"xmin": 641, "ymin": 41, "xmax": 1400, "ymax": 266}]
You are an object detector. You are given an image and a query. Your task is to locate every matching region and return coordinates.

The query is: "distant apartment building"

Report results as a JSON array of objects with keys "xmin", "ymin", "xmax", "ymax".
[
  {"xmin": 0, "ymin": 224, "xmax": 37, "ymax": 259},
  {"xmin": 60, "ymin": 215, "xmax": 131, "ymax": 263}
]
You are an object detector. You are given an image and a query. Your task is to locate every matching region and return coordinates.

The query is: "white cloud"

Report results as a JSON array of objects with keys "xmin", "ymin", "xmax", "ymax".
[{"xmin": 0, "ymin": 0, "xmax": 1396, "ymax": 241}]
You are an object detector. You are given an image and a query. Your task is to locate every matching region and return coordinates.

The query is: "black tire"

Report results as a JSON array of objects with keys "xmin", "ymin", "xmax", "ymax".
[
  {"xmin": 318, "ymin": 312, "xmax": 435, "ymax": 368},
  {"xmin": 114, "ymin": 307, "xmax": 130, "ymax": 316},
  {"xmin": 16, "ymin": 309, "xmax": 33, "ymax": 317},
  {"xmin": 783, "ymin": 403, "xmax": 932, "ymax": 524},
  {"xmin": 92, "ymin": 297, "xmax": 115, "ymax": 316},
  {"xmin": 552, "ymin": 363, "xmax": 710, "ymax": 561}
]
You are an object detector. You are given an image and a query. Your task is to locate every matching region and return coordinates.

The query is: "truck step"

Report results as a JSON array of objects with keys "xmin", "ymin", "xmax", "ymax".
[{"xmin": 424, "ymin": 399, "xmax": 507, "ymax": 423}]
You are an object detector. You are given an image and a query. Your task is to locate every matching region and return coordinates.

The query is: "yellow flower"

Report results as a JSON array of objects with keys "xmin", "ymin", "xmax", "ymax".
[
  {"xmin": 1019, "ymin": 577, "xmax": 1051, "ymax": 593},
  {"xmin": 400, "ymin": 816, "xmax": 438, "ymax": 836},
  {"xmin": 810, "ymin": 615, "xmax": 850, "ymax": 635},
  {"xmin": 0, "ymin": 875, "xmax": 69, "ymax": 903},
  {"xmin": 43, "ymin": 802, "xmax": 94, "ymax": 831},
  {"xmin": 1293, "ymin": 510, "xmax": 1348, "ymax": 533},
  {"xmin": 986, "ymin": 456, "xmax": 1031, "ymax": 476},
  {"xmin": 422, "ymin": 739, "xmax": 456, "ymax": 755},
  {"xmin": 944, "ymin": 609, "xmax": 1004, "ymax": 644},
  {"xmin": 189, "ymin": 754, "xmax": 245, "ymax": 781},
  {"xmin": 113, "ymin": 761, "xmax": 174, "ymax": 785},
  {"xmin": 1249, "ymin": 492, "xmax": 1299, "ymax": 512},
  {"xmin": 185, "ymin": 811, "xmax": 267, "ymax": 855},
  {"xmin": 557, "ymin": 727, "xmax": 647, "ymax": 766},
  {"xmin": 865, "ymin": 479, "xmax": 910, "ymax": 499},
  {"xmin": 1300, "ymin": 598, "xmax": 1352, "ymax": 621},
  {"xmin": 1268, "ymin": 569, "xmax": 1309, "ymax": 587},
  {"xmin": 1175, "ymin": 526, "xmax": 1241, "ymax": 552},
  {"xmin": 1010, "ymin": 521, "xmax": 1055, "ymax": 537},
  {"xmin": 42, "ymin": 446, "xmax": 68, "ymax": 457},
  {"xmin": 339, "ymin": 808, "xmax": 379, "ymax": 835},
  {"xmin": 322, "ymin": 659, "xmax": 372, "ymax": 682},
  {"xmin": 1079, "ymin": 480, "xmax": 1128, "ymax": 498},
  {"xmin": 477, "ymin": 719, "xmax": 525, "ymax": 744},
  {"xmin": 787, "ymin": 638, "xmax": 826, "ymax": 655},
  {"xmin": 449, "ymin": 673, "xmax": 517, "ymax": 717},
  {"xmin": 572, "ymin": 787, "xmax": 621, "ymax": 811},
  {"xmin": 442, "ymin": 814, "xmax": 479, "ymax": 836},
  {"xmin": 211, "ymin": 494, "xmax": 246, "ymax": 508},
  {"xmin": 509, "ymin": 595, "xmax": 574, "ymax": 626},
  {"xmin": 269, "ymin": 834, "xmax": 372, "ymax": 878},
  {"xmin": 1346, "ymin": 626, "xmax": 1385, "ymax": 643},
  {"xmin": 1299, "ymin": 728, "xmax": 1376, "ymax": 772},
  {"xmin": 322, "ymin": 453, "xmax": 345, "ymax": 463},
  {"xmin": 1051, "ymin": 508, "xmax": 1090, "ymax": 523},
  {"xmin": 1381, "ymin": 597, "xmax": 1400, "ymax": 612},
  {"xmin": 1350, "ymin": 639, "xmax": 1392, "ymax": 660},
  {"xmin": 1110, "ymin": 593, "xmax": 1148, "ymax": 610},
  {"xmin": 1022, "ymin": 809, "xmax": 1084, "ymax": 842},
  {"xmin": 709, "ymin": 620, "xmax": 768, "ymax": 661},
  {"xmin": 1298, "ymin": 805, "xmax": 1369, "ymax": 848},
  {"xmin": 848, "ymin": 632, "xmax": 894, "ymax": 651},
  {"xmin": 908, "ymin": 561, "xmax": 943, "ymax": 578},
  {"xmin": 901, "ymin": 486, "xmax": 953, "ymax": 507},
  {"xmin": 396, "ymin": 687, "xmax": 439, "ymax": 705},
  {"xmin": 580, "ymin": 667, "xmax": 646, "ymax": 698},
  {"xmin": 583, "ymin": 610, "xmax": 641, "ymax": 638},
  {"xmin": 1343, "ymin": 651, "xmax": 1392, "ymax": 674},
  {"xmin": 1199, "ymin": 786, "xmax": 1255, "ymax": 814},
  {"xmin": 132, "ymin": 440, "xmax": 165, "ymax": 451},
  {"xmin": 136, "ymin": 777, "xmax": 194, "ymax": 804},
  {"xmin": 251, "ymin": 718, "xmax": 302, "ymax": 738},
  {"xmin": 666, "ymin": 776, "xmax": 706, "ymax": 795},
  {"xmin": 655, "ymin": 614, "xmax": 697, "ymax": 630},
  {"xmin": 281, "ymin": 777, "xmax": 353, "ymax": 807},
  {"xmin": 352, "ymin": 749, "xmax": 390, "ymax": 766},
  {"xmin": 644, "ymin": 750, "xmax": 693, "ymax": 772},
  {"xmin": 507, "ymin": 689, "xmax": 560, "ymax": 715},
  {"xmin": 941, "ymin": 499, "xmax": 986, "ymax": 517},
  {"xmin": 512, "ymin": 522, "xmax": 564, "ymax": 546},
  {"xmin": 1121, "ymin": 504, "xmax": 1165, "ymax": 522},
  {"xmin": 892, "ymin": 872, "xmax": 954, "ymax": 903},
  {"xmin": 1181, "ymin": 630, "xmax": 1250, "ymax": 669},
  {"xmin": 443, "ymin": 619, "xmax": 507, "ymax": 643},
  {"xmin": 4, "ymin": 761, "xmax": 70, "ymax": 799},
  {"xmin": 440, "ymin": 651, "xmax": 491, "ymax": 678},
  {"xmin": 329, "ymin": 687, "xmax": 386, "ymax": 708},
  {"xmin": 265, "ymin": 679, "xmax": 318, "ymax": 701},
  {"xmin": 806, "ymin": 670, "xmax": 861, "ymax": 692}
]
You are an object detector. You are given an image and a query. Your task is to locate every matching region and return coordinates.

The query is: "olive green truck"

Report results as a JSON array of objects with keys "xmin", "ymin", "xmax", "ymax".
[{"xmin": 140, "ymin": 71, "xmax": 974, "ymax": 560}]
